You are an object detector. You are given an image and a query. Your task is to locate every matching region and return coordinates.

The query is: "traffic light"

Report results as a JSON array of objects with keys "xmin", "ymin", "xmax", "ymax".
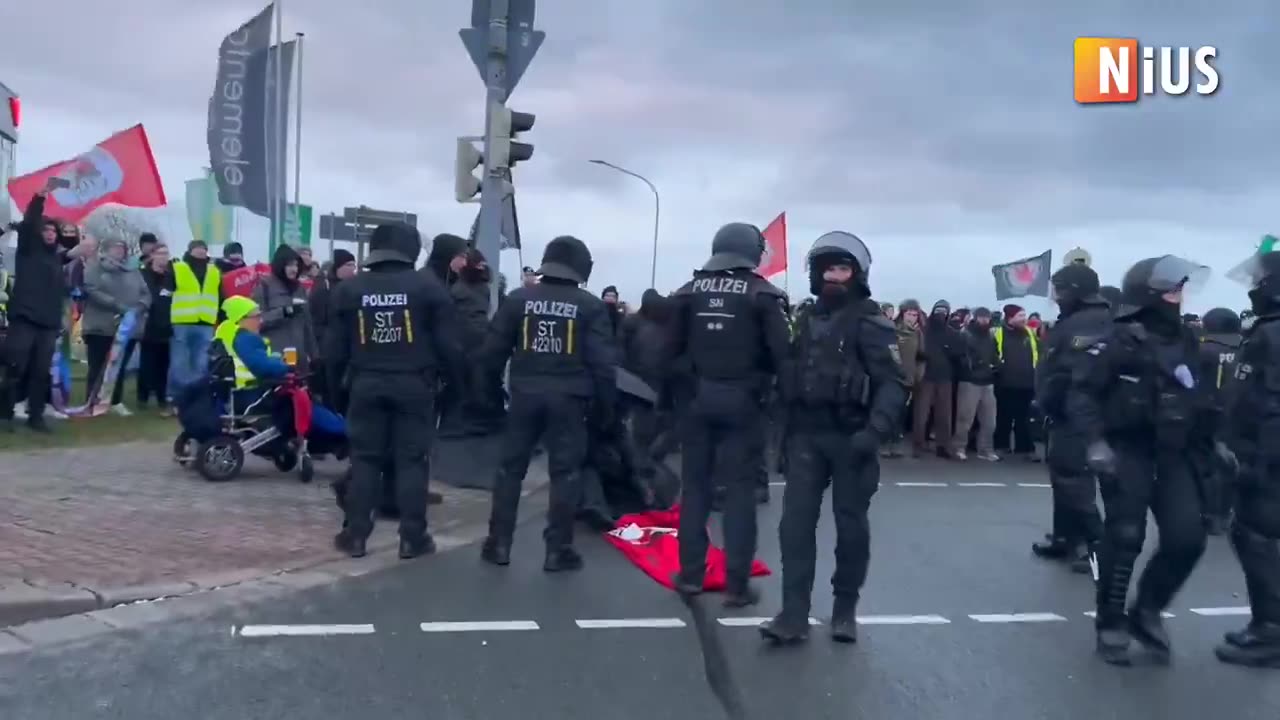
[
  {"xmin": 454, "ymin": 137, "xmax": 483, "ymax": 203},
  {"xmin": 489, "ymin": 104, "xmax": 535, "ymax": 168}
]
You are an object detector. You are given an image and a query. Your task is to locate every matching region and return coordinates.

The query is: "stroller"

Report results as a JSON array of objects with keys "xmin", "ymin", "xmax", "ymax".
[{"xmin": 173, "ymin": 346, "xmax": 348, "ymax": 482}]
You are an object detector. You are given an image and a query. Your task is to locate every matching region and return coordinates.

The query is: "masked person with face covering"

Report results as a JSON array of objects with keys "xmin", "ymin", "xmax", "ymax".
[
  {"xmin": 666, "ymin": 222, "xmax": 793, "ymax": 605},
  {"xmin": 913, "ymin": 300, "xmax": 964, "ymax": 457},
  {"xmin": 1033, "ymin": 263, "xmax": 1110, "ymax": 573},
  {"xmin": 1067, "ymin": 255, "xmax": 1215, "ymax": 666},
  {"xmin": 479, "ymin": 236, "xmax": 617, "ymax": 571},
  {"xmin": 252, "ymin": 244, "xmax": 317, "ymax": 371},
  {"xmin": 1216, "ymin": 253, "xmax": 1280, "ymax": 668},
  {"xmin": 1196, "ymin": 307, "xmax": 1243, "ymax": 537},
  {"xmin": 759, "ymin": 232, "xmax": 907, "ymax": 644}
]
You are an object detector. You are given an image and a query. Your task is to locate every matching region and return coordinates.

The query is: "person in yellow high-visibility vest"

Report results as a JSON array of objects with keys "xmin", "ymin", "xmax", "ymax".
[
  {"xmin": 168, "ymin": 240, "xmax": 222, "ymax": 393},
  {"xmin": 993, "ymin": 303, "xmax": 1040, "ymax": 459}
]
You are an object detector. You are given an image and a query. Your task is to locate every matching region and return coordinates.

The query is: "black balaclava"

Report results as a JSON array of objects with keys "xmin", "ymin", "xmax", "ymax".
[
  {"xmin": 928, "ymin": 299, "xmax": 951, "ymax": 330},
  {"xmin": 809, "ymin": 252, "xmax": 868, "ymax": 311},
  {"xmin": 426, "ymin": 233, "xmax": 468, "ymax": 283},
  {"xmin": 1051, "ymin": 263, "xmax": 1101, "ymax": 316},
  {"xmin": 270, "ymin": 243, "xmax": 302, "ymax": 291}
]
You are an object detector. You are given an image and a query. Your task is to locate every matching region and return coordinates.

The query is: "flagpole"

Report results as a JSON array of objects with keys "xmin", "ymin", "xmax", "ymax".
[
  {"xmin": 262, "ymin": 5, "xmax": 275, "ymax": 253},
  {"xmin": 292, "ymin": 32, "xmax": 304, "ymax": 243},
  {"xmin": 273, "ymin": 0, "xmax": 286, "ymax": 253}
]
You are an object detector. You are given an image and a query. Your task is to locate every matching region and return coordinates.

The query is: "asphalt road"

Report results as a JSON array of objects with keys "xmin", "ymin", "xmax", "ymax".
[{"xmin": 2, "ymin": 458, "xmax": 1276, "ymax": 720}]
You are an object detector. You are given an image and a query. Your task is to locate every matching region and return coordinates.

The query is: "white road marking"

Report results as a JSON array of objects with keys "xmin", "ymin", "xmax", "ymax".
[
  {"xmin": 1083, "ymin": 611, "xmax": 1175, "ymax": 619},
  {"xmin": 956, "ymin": 482, "xmax": 1007, "ymax": 487},
  {"xmin": 236, "ymin": 624, "xmax": 376, "ymax": 637},
  {"xmin": 856, "ymin": 614, "xmax": 950, "ymax": 625},
  {"xmin": 896, "ymin": 482, "xmax": 949, "ymax": 487},
  {"xmin": 768, "ymin": 481, "xmax": 786, "ymax": 486},
  {"xmin": 575, "ymin": 618, "xmax": 686, "ymax": 629},
  {"xmin": 716, "ymin": 617, "xmax": 822, "ymax": 627},
  {"xmin": 1190, "ymin": 607, "xmax": 1252, "ymax": 616},
  {"xmin": 969, "ymin": 613, "xmax": 1067, "ymax": 623},
  {"xmin": 419, "ymin": 621, "xmax": 540, "ymax": 632},
  {"xmin": 1017, "ymin": 482, "xmax": 1052, "ymax": 488}
]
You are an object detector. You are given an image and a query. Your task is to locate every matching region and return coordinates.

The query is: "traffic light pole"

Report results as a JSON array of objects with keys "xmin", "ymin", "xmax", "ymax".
[{"xmin": 477, "ymin": 0, "xmax": 510, "ymax": 316}]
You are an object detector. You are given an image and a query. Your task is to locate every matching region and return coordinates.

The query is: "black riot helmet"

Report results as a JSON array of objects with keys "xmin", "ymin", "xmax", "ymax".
[
  {"xmin": 1115, "ymin": 255, "xmax": 1210, "ymax": 319},
  {"xmin": 1202, "ymin": 307, "xmax": 1241, "ymax": 334},
  {"xmin": 1049, "ymin": 263, "xmax": 1100, "ymax": 308},
  {"xmin": 1243, "ymin": 251, "xmax": 1280, "ymax": 315},
  {"xmin": 702, "ymin": 223, "xmax": 765, "ymax": 272},
  {"xmin": 363, "ymin": 222, "xmax": 422, "ymax": 267},
  {"xmin": 537, "ymin": 235, "xmax": 594, "ymax": 284},
  {"xmin": 806, "ymin": 231, "xmax": 872, "ymax": 297}
]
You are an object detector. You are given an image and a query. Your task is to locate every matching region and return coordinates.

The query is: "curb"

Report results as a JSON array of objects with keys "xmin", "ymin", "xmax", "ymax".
[{"xmin": 0, "ymin": 476, "xmax": 550, "ymax": 655}]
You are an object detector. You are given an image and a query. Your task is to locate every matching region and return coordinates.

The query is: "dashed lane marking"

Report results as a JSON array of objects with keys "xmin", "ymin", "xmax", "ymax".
[
  {"xmin": 969, "ymin": 613, "xmax": 1068, "ymax": 623},
  {"xmin": 896, "ymin": 482, "xmax": 949, "ymax": 487},
  {"xmin": 575, "ymin": 618, "xmax": 686, "ymax": 629},
  {"xmin": 1190, "ymin": 607, "xmax": 1252, "ymax": 616},
  {"xmin": 766, "ymin": 481, "xmax": 1050, "ymax": 488},
  {"xmin": 420, "ymin": 621, "xmax": 540, "ymax": 632},
  {"xmin": 235, "ymin": 608, "xmax": 1251, "ymax": 637},
  {"xmin": 1083, "ymin": 611, "xmax": 1176, "ymax": 619},
  {"xmin": 955, "ymin": 482, "xmax": 1007, "ymax": 487},
  {"xmin": 236, "ymin": 624, "xmax": 376, "ymax": 637},
  {"xmin": 1017, "ymin": 482, "xmax": 1052, "ymax": 488}
]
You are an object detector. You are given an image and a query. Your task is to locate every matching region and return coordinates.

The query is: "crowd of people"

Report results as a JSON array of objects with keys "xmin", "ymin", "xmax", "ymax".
[{"xmin": 2, "ymin": 177, "xmax": 1276, "ymax": 670}]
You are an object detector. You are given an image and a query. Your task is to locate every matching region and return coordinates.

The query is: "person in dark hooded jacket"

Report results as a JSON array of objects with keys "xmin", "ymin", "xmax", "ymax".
[
  {"xmin": 913, "ymin": 299, "xmax": 965, "ymax": 457},
  {"xmin": 423, "ymin": 233, "xmax": 468, "ymax": 285},
  {"xmin": 620, "ymin": 289, "xmax": 673, "ymax": 476},
  {"xmin": 308, "ymin": 249, "xmax": 356, "ymax": 406},
  {"xmin": 601, "ymin": 285, "xmax": 623, "ymax": 337},
  {"xmin": 251, "ymin": 244, "xmax": 317, "ymax": 368}
]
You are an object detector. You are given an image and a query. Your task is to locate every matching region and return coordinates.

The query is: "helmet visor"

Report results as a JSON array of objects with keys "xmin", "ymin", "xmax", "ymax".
[
  {"xmin": 807, "ymin": 231, "xmax": 872, "ymax": 272},
  {"xmin": 1150, "ymin": 255, "xmax": 1210, "ymax": 295}
]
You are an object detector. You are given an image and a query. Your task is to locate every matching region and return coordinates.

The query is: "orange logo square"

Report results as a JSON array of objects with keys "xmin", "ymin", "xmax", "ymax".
[{"xmin": 1074, "ymin": 37, "xmax": 1140, "ymax": 103}]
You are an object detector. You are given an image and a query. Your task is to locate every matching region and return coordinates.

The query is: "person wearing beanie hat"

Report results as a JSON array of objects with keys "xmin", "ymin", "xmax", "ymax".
[
  {"xmin": 884, "ymin": 298, "xmax": 925, "ymax": 459},
  {"xmin": 215, "ymin": 241, "xmax": 246, "ymax": 273},
  {"xmin": 951, "ymin": 305, "xmax": 1000, "ymax": 463},
  {"xmin": 992, "ymin": 300, "xmax": 1039, "ymax": 460},
  {"xmin": 168, "ymin": 236, "xmax": 222, "ymax": 393},
  {"xmin": 600, "ymin": 285, "xmax": 622, "ymax": 336},
  {"xmin": 913, "ymin": 298, "xmax": 965, "ymax": 458}
]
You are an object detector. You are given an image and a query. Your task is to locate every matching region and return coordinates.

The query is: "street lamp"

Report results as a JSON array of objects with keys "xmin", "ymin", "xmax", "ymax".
[{"xmin": 588, "ymin": 159, "xmax": 660, "ymax": 289}]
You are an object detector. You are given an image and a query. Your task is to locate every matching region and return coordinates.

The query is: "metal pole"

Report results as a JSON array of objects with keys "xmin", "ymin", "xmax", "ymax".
[
  {"xmin": 293, "ymin": 32, "xmax": 304, "ymax": 223},
  {"xmin": 477, "ymin": 0, "xmax": 509, "ymax": 317},
  {"xmin": 273, "ymin": 0, "xmax": 286, "ymax": 253},
  {"xmin": 588, "ymin": 159, "xmax": 660, "ymax": 288}
]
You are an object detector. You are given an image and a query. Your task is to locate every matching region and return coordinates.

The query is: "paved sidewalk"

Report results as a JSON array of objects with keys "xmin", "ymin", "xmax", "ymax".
[{"xmin": 0, "ymin": 442, "xmax": 541, "ymax": 627}]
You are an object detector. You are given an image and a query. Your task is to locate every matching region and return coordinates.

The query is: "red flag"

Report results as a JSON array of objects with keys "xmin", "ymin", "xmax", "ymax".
[
  {"xmin": 605, "ymin": 507, "xmax": 771, "ymax": 591},
  {"xmin": 7, "ymin": 124, "xmax": 166, "ymax": 223},
  {"xmin": 757, "ymin": 212, "xmax": 787, "ymax": 278},
  {"xmin": 221, "ymin": 264, "xmax": 261, "ymax": 298}
]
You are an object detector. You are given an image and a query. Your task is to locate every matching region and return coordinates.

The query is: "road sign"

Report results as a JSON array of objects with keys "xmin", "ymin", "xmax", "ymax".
[
  {"xmin": 319, "ymin": 206, "xmax": 417, "ymax": 262},
  {"xmin": 459, "ymin": 0, "xmax": 544, "ymax": 98},
  {"xmin": 271, "ymin": 203, "xmax": 312, "ymax": 254}
]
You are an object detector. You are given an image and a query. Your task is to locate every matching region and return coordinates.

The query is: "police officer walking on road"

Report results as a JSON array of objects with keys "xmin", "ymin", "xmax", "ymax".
[
  {"xmin": 1217, "ymin": 253, "xmax": 1280, "ymax": 668},
  {"xmin": 1196, "ymin": 307, "xmax": 1242, "ymax": 536},
  {"xmin": 668, "ymin": 223, "xmax": 793, "ymax": 606},
  {"xmin": 1067, "ymin": 255, "xmax": 1216, "ymax": 665},
  {"xmin": 759, "ymin": 232, "xmax": 906, "ymax": 644},
  {"xmin": 1033, "ymin": 263, "xmax": 1109, "ymax": 575},
  {"xmin": 479, "ymin": 236, "xmax": 617, "ymax": 572},
  {"xmin": 327, "ymin": 223, "xmax": 466, "ymax": 560}
]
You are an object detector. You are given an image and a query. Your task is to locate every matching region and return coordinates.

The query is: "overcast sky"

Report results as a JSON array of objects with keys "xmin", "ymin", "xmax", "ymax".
[{"xmin": 1, "ymin": 1, "xmax": 1273, "ymax": 313}]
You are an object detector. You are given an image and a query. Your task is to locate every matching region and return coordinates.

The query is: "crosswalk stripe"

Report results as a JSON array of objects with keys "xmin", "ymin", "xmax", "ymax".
[
  {"xmin": 969, "ymin": 613, "xmax": 1067, "ymax": 623},
  {"xmin": 1189, "ymin": 607, "xmax": 1252, "ymax": 616},
  {"xmin": 420, "ymin": 621, "xmax": 540, "ymax": 632},
  {"xmin": 575, "ymin": 618, "xmax": 686, "ymax": 629}
]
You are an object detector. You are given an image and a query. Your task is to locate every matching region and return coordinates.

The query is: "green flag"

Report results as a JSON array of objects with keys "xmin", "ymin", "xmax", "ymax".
[
  {"xmin": 270, "ymin": 203, "xmax": 313, "ymax": 255},
  {"xmin": 1226, "ymin": 234, "xmax": 1279, "ymax": 286},
  {"xmin": 184, "ymin": 170, "xmax": 234, "ymax": 245}
]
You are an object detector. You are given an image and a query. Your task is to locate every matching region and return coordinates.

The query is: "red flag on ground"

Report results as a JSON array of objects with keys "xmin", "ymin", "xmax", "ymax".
[
  {"xmin": 757, "ymin": 212, "xmax": 787, "ymax": 278},
  {"xmin": 605, "ymin": 507, "xmax": 771, "ymax": 591},
  {"xmin": 7, "ymin": 124, "xmax": 166, "ymax": 224}
]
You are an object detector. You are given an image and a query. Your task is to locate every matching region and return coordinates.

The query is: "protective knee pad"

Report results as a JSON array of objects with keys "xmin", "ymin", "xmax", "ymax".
[{"xmin": 1111, "ymin": 521, "xmax": 1146, "ymax": 556}]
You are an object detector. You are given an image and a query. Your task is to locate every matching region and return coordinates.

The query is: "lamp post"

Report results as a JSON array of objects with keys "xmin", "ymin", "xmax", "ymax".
[{"xmin": 588, "ymin": 159, "xmax": 660, "ymax": 288}]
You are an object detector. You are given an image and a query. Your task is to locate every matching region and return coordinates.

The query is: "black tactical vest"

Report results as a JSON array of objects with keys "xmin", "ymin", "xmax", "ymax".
[
  {"xmin": 794, "ymin": 307, "xmax": 867, "ymax": 409},
  {"xmin": 683, "ymin": 272, "xmax": 763, "ymax": 382}
]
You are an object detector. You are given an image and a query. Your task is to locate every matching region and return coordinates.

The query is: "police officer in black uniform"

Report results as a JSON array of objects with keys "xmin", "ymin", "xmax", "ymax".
[
  {"xmin": 759, "ymin": 232, "xmax": 906, "ymax": 644},
  {"xmin": 1197, "ymin": 307, "xmax": 1242, "ymax": 536},
  {"xmin": 1068, "ymin": 255, "xmax": 1214, "ymax": 665},
  {"xmin": 327, "ymin": 223, "xmax": 466, "ymax": 559},
  {"xmin": 1099, "ymin": 286, "xmax": 1123, "ymax": 316},
  {"xmin": 668, "ymin": 223, "xmax": 793, "ymax": 606},
  {"xmin": 1032, "ymin": 263, "xmax": 1109, "ymax": 574},
  {"xmin": 479, "ymin": 236, "xmax": 616, "ymax": 572},
  {"xmin": 1217, "ymin": 254, "xmax": 1280, "ymax": 668}
]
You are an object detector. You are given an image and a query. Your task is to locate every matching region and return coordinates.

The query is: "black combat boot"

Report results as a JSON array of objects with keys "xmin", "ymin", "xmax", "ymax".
[
  {"xmin": 399, "ymin": 534, "xmax": 436, "ymax": 559},
  {"xmin": 333, "ymin": 530, "xmax": 366, "ymax": 558},
  {"xmin": 722, "ymin": 583, "xmax": 760, "ymax": 608},
  {"xmin": 759, "ymin": 614, "xmax": 809, "ymax": 644},
  {"xmin": 1127, "ymin": 607, "xmax": 1172, "ymax": 663},
  {"xmin": 543, "ymin": 545, "xmax": 584, "ymax": 572},
  {"xmin": 1095, "ymin": 552, "xmax": 1137, "ymax": 665},
  {"xmin": 480, "ymin": 537, "xmax": 511, "ymax": 566},
  {"xmin": 1032, "ymin": 535, "xmax": 1073, "ymax": 560},
  {"xmin": 829, "ymin": 596, "xmax": 858, "ymax": 643}
]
